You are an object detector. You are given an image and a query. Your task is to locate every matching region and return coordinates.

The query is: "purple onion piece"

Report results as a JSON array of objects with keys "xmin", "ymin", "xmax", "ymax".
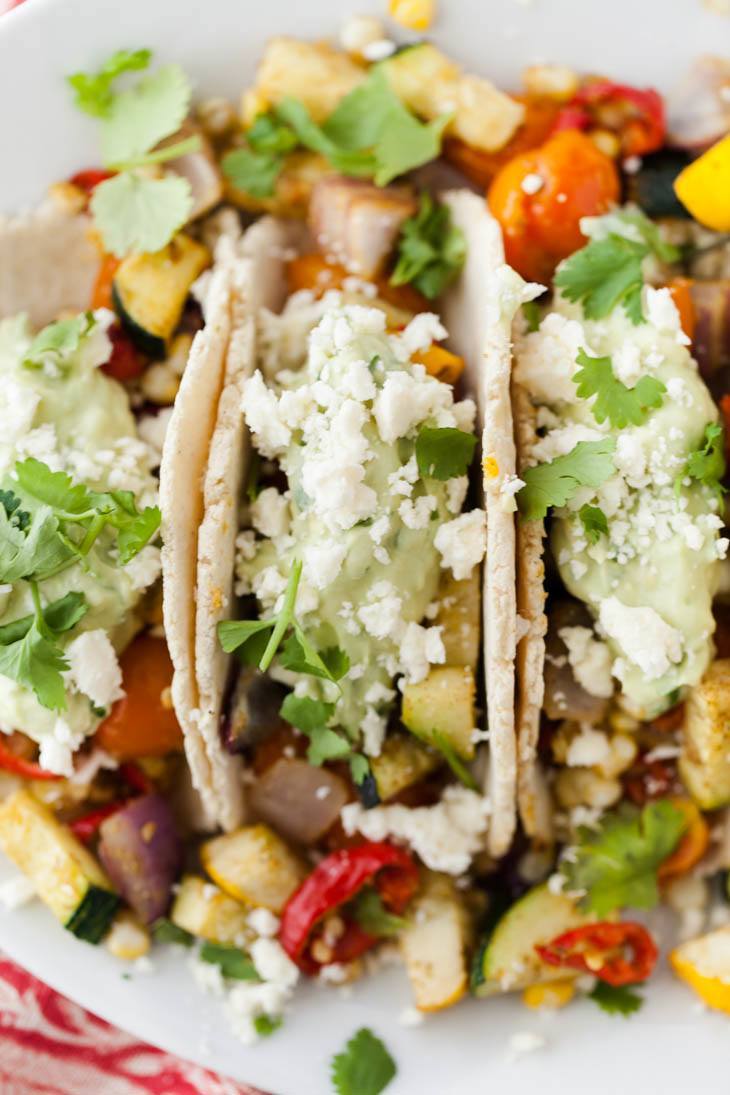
[{"xmin": 98, "ymin": 794, "xmax": 183, "ymax": 924}]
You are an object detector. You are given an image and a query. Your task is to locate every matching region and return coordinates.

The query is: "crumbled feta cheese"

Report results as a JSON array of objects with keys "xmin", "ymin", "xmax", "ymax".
[
  {"xmin": 242, "ymin": 372, "xmax": 292, "ymax": 457},
  {"xmin": 520, "ymin": 172, "xmax": 544, "ymax": 194},
  {"xmin": 399, "ymin": 1006, "xmax": 425, "ymax": 1027},
  {"xmin": 399, "ymin": 494, "xmax": 438, "ymax": 530},
  {"xmin": 123, "ymin": 544, "xmax": 162, "ymax": 592},
  {"xmin": 361, "ymin": 37, "xmax": 397, "ymax": 61},
  {"xmin": 65, "ymin": 630, "xmax": 124, "ymax": 709},
  {"xmin": 643, "ymin": 286, "xmax": 691, "ymax": 345},
  {"xmin": 446, "ymin": 475, "xmax": 468, "ymax": 514},
  {"xmin": 358, "ymin": 582, "xmax": 404, "ymax": 642},
  {"xmin": 598, "ymin": 596, "xmax": 684, "ymax": 680},
  {"xmin": 558, "ymin": 625, "xmax": 614, "ymax": 698},
  {"xmin": 369, "ymin": 515, "xmax": 391, "ymax": 545},
  {"xmin": 251, "ymin": 938, "xmax": 299, "ymax": 990},
  {"xmin": 361, "ymin": 707, "xmax": 388, "ymax": 756},
  {"xmin": 565, "ymin": 725, "xmax": 612, "ymax": 768},
  {"xmin": 137, "ymin": 407, "xmax": 173, "ymax": 461},
  {"xmin": 250, "ymin": 487, "xmax": 290, "ymax": 539},
  {"xmin": 514, "ymin": 313, "xmax": 588, "ymax": 404},
  {"xmin": 303, "ymin": 540, "xmax": 347, "ymax": 590},
  {"xmin": 0, "ymin": 873, "xmax": 36, "ymax": 909},
  {"xmin": 399, "ymin": 622, "xmax": 445, "ymax": 683},
  {"xmin": 508, "ymin": 1031, "xmax": 546, "ymax": 1057},
  {"xmin": 247, "ymin": 907, "xmax": 280, "ymax": 938},
  {"xmin": 373, "ymin": 370, "xmax": 451, "ymax": 443},
  {"xmin": 341, "ymin": 785, "xmax": 490, "ymax": 874},
  {"xmin": 435, "ymin": 510, "xmax": 486, "ymax": 580}
]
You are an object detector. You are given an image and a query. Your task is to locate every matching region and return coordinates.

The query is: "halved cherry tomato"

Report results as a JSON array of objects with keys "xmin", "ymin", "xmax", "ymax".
[
  {"xmin": 488, "ymin": 130, "xmax": 620, "ymax": 283},
  {"xmin": 0, "ymin": 736, "xmax": 61, "ymax": 781},
  {"xmin": 285, "ymin": 254, "xmax": 428, "ymax": 314},
  {"xmin": 102, "ymin": 325, "xmax": 144, "ymax": 382},
  {"xmin": 658, "ymin": 798, "xmax": 710, "ymax": 882},
  {"xmin": 536, "ymin": 921, "xmax": 658, "ymax": 986},
  {"xmin": 444, "ymin": 96, "xmax": 562, "ymax": 188},
  {"xmin": 553, "ymin": 81, "xmax": 665, "ymax": 157},
  {"xmin": 666, "ymin": 278, "xmax": 696, "ymax": 342},
  {"xmin": 94, "ymin": 635, "xmax": 183, "ymax": 760},
  {"xmin": 91, "ymin": 254, "xmax": 121, "ymax": 310}
]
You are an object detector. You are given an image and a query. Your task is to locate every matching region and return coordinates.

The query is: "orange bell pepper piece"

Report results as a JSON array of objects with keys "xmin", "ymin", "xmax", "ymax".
[
  {"xmin": 666, "ymin": 277, "xmax": 696, "ymax": 342},
  {"xmin": 285, "ymin": 254, "xmax": 428, "ymax": 314},
  {"xmin": 658, "ymin": 798, "xmax": 710, "ymax": 882}
]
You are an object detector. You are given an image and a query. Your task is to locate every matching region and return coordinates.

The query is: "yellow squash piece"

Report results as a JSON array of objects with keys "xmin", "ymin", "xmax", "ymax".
[
  {"xmin": 671, "ymin": 926, "xmax": 730, "ymax": 1013},
  {"xmin": 201, "ymin": 824, "xmax": 305, "ymax": 913},
  {"xmin": 674, "ymin": 135, "xmax": 730, "ymax": 233},
  {"xmin": 400, "ymin": 871, "xmax": 471, "ymax": 1011},
  {"xmin": 679, "ymin": 659, "xmax": 730, "ymax": 809},
  {"xmin": 369, "ymin": 733, "xmax": 441, "ymax": 801},
  {"xmin": 402, "ymin": 665, "xmax": 476, "ymax": 759},
  {"xmin": 171, "ymin": 875, "xmax": 255, "ymax": 945}
]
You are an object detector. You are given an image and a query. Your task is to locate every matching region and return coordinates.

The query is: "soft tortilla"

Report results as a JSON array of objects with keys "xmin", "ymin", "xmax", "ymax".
[
  {"xmin": 0, "ymin": 201, "xmax": 99, "ymax": 324},
  {"xmin": 513, "ymin": 381, "xmax": 552, "ymax": 844},
  {"xmin": 440, "ymin": 191, "xmax": 519, "ymax": 857}
]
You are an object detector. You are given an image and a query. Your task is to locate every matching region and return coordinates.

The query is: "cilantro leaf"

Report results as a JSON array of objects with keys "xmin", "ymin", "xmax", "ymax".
[
  {"xmin": 0, "ymin": 490, "xmax": 29, "ymax": 532},
  {"xmin": 199, "ymin": 942, "xmax": 259, "ymax": 981},
  {"xmin": 218, "ymin": 617, "xmax": 275, "ymax": 657},
  {"xmin": 99, "ymin": 63, "xmax": 191, "ymax": 165},
  {"xmin": 253, "ymin": 1014, "xmax": 283, "ymax": 1037},
  {"xmin": 308, "ymin": 726, "xmax": 354, "ymax": 766},
  {"xmin": 280, "ymin": 628, "xmax": 350, "ymax": 685},
  {"xmin": 221, "ymin": 147, "xmax": 286, "ymax": 199},
  {"xmin": 14, "ymin": 459, "xmax": 95, "ymax": 516},
  {"xmin": 0, "ymin": 592, "xmax": 88, "ymax": 646},
  {"xmin": 415, "ymin": 427, "xmax": 477, "ymax": 480},
  {"xmin": 522, "ymin": 299, "xmax": 541, "ymax": 332},
  {"xmin": 560, "ymin": 800, "xmax": 687, "ymax": 916},
  {"xmin": 573, "ymin": 349, "xmax": 666, "ymax": 428},
  {"xmin": 349, "ymin": 754, "xmax": 372, "ymax": 787},
  {"xmin": 518, "ymin": 439, "xmax": 616, "ymax": 522},
  {"xmin": 431, "ymin": 730, "xmax": 478, "ymax": 791},
  {"xmin": 682, "ymin": 422, "xmax": 726, "ymax": 495},
  {"xmin": 578, "ymin": 504, "xmax": 609, "ymax": 545},
  {"xmin": 152, "ymin": 918, "xmax": 194, "ymax": 946},
  {"xmin": 391, "ymin": 192, "xmax": 466, "ymax": 300},
  {"xmin": 351, "ymin": 888, "xmax": 408, "ymax": 937},
  {"xmin": 331, "ymin": 1028, "xmax": 396, "ymax": 1095},
  {"xmin": 0, "ymin": 615, "xmax": 68, "ymax": 711},
  {"xmin": 555, "ymin": 236, "xmax": 649, "ymax": 324},
  {"xmin": 67, "ymin": 49, "xmax": 152, "ymax": 118},
  {"xmin": 589, "ymin": 981, "xmax": 644, "ymax": 1017},
  {"xmin": 274, "ymin": 98, "xmax": 376, "ymax": 178},
  {"xmin": 114, "ymin": 505, "xmax": 161, "ymax": 564},
  {"xmin": 90, "ymin": 172, "xmax": 192, "ymax": 257},
  {"xmin": 585, "ymin": 207, "xmax": 681, "ymax": 265},
  {"xmin": 0, "ymin": 505, "xmax": 73, "ymax": 584},
  {"xmin": 22, "ymin": 313, "xmax": 96, "ymax": 374},
  {"xmin": 280, "ymin": 694, "xmax": 336, "ymax": 734},
  {"xmin": 246, "ymin": 112, "xmax": 299, "ymax": 155}
]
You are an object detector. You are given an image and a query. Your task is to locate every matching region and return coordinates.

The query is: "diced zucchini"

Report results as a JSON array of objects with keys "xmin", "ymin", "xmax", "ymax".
[
  {"xmin": 241, "ymin": 37, "xmax": 364, "ymax": 126},
  {"xmin": 680, "ymin": 659, "xmax": 730, "ymax": 809},
  {"xmin": 171, "ymin": 875, "xmax": 255, "ymax": 945},
  {"xmin": 112, "ymin": 233, "xmax": 210, "ymax": 358},
  {"xmin": 402, "ymin": 665, "xmax": 476, "ymax": 759},
  {"xmin": 0, "ymin": 790, "xmax": 119, "ymax": 944},
  {"xmin": 433, "ymin": 569, "xmax": 480, "ymax": 671},
  {"xmin": 624, "ymin": 150, "xmax": 691, "ymax": 219},
  {"xmin": 473, "ymin": 883, "xmax": 594, "ymax": 997},
  {"xmin": 201, "ymin": 824, "xmax": 305, "ymax": 914},
  {"xmin": 369, "ymin": 734, "xmax": 441, "ymax": 802},
  {"xmin": 382, "ymin": 43, "xmax": 524, "ymax": 153},
  {"xmin": 400, "ymin": 871, "xmax": 471, "ymax": 1011}
]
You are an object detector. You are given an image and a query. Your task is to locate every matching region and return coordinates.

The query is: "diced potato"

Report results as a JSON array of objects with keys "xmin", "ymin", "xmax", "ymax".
[
  {"xmin": 369, "ymin": 734, "xmax": 441, "ymax": 801},
  {"xmin": 402, "ymin": 665, "xmax": 476, "ymax": 759},
  {"xmin": 241, "ymin": 38, "xmax": 364, "ymax": 126},
  {"xmin": 383, "ymin": 44, "xmax": 524, "ymax": 152},
  {"xmin": 680, "ymin": 659, "xmax": 730, "ymax": 809},
  {"xmin": 224, "ymin": 150, "xmax": 333, "ymax": 219},
  {"xmin": 201, "ymin": 824, "xmax": 305, "ymax": 913},
  {"xmin": 400, "ymin": 871, "xmax": 470, "ymax": 1011},
  {"xmin": 171, "ymin": 875, "xmax": 255, "ymax": 945},
  {"xmin": 432, "ymin": 569, "xmax": 480, "ymax": 671}
]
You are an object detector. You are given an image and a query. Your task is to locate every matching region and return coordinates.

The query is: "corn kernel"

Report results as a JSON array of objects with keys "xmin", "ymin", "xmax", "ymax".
[
  {"xmin": 105, "ymin": 911, "xmax": 151, "ymax": 961},
  {"xmin": 523, "ymin": 980, "xmax": 575, "ymax": 1010},
  {"xmin": 483, "ymin": 455, "xmax": 499, "ymax": 479},
  {"xmin": 590, "ymin": 128, "xmax": 621, "ymax": 159},
  {"xmin": 389, "ymin": 0, "xmax": 435, "ymax": 31}
]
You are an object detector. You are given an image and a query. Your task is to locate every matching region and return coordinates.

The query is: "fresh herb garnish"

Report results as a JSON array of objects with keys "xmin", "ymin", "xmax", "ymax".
[
  {"xmin": 680, "ymin": 422, "xmax": 726, "ymax": 497},
  {"xmin": 554, "ymin": 208, "xmax": 680, "ymax": 324},
  {"xmin": 578, "ymin": 504, "xmax": 609, "ymax": 545},
  {"xmin": 279, "ymin": 693, "xmax": 369, "ymax": 785},
  {"xmin": 254, "ymin": 1013, "xmax": 283, "ymax": 1037},
  {"xmin": 331, "ymin": 1027, "xmax": 397, "ymax": 1095},
  {"xmin": 22, "ymin": 313, "xmax": 97, "ymax": 374},
  {"xmin": 573, "ymin": 349, "xmax": 666, "ymax": 429},
  {"xmin": 351, "ymin": 888, "xmax": 408, "ymax": 937},
  {"xmin": 199, "ymin": 942, "xmax": 259, "ymax": 981},
  {"xmin": 0, "ymin": 490, "xmax": 30, "ymax": 532},
  {"xmin": 152, "ymin": 918, "xmax": 194, "ymax": 946},
  {"xmin": 390, "ymin": 192, "xmax": 466, "ymax": 300},
  {"xmin": 415, "ymin": 427, "xmax": 477, "ymax": 481},
  {"xmin": 589, "ymin": 981, "xmax": 644, "ymax": 1017},
  {"xmin": 67, "ymin": 49, "xmax": 199, "ymax": 255},
  {"xmin": 517, "ymin": 439, "xmax": 616, "ymax": 522},
  {"xmin": 560, "ymin": 800, "xmax": 687, "ymax": 916},
  {"xmin": 431, "ymin": 730, "xmax": 478, "ymax": 791},
  {"xmin": 522, "ymin": 299, "xmax": 541, "ymax": 332}
]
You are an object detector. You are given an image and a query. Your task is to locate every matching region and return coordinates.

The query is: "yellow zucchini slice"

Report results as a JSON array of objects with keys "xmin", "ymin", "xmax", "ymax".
[
  {"xmin": 401, "ymin": 665, "xmax": 476, "ymax": 759},
  {"xmin": 171, "ymin": 875, "xmax": 254, "ymax": 945},
  {"xmin": 201, "ymin": 824, "xmax": 305, "ymax": 913}
]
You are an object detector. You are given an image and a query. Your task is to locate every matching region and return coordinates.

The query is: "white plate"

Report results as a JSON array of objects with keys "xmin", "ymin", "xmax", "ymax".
[{"xmin": 1, "ymin": 0, "xmax": 729, "ymax": 1091}]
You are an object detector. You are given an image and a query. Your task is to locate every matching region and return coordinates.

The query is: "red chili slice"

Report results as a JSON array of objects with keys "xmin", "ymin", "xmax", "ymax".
[
  {"xmin": 69, "ymin": 800, "xmax": 126, "ymax": 844},
  {"xmin": 535, "ymin": 921, "xmax": 658, "ymax": 986},
  {"xmin": 69, "ymin": 169, "xmax": 115, "ymax": 195},
  {"xmin": 553, "ymin": 81, "xmax": 665, "ymax": 157},
  {"xmin": 0, "ymin": 737, "xmax": 61, "ymax": 781}
]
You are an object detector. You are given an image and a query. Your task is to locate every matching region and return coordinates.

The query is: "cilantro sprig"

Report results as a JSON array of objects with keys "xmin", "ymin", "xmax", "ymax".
[
  {"xmin": 560, "ymin": 800, "xmax": 687, "ymax": 916},
  {"xmin": 23, "ymin": 313, "xmax": 97, "ymax": 375},
  {"xmin": 279, "ymin": 693, "xmax": 370, "ymax": 787},
  {"xmin": 517, "ymin": 439, "xmax": 616, "ymax": 522},
  {"xmin": 589, "ymin": 981, "xmax": 644, "ymax": 1017},
  {"xmin": 573, "ymin": 348, "xmax": 666, "ymax": 429},
  {"xmin": 331, "ymin": 1028, "xmax": 396, "ymax": 1095},
  {"xmin": 391, "ymin": 193, "xmax": 466, "ymax": 300},
  {"xmin": 555, "ymin": 208, "xmax": 681, "ymax": 325},
  {"xmin": 67, "ymin": 49, "xmax": 199, "ymax": 255},
  {"xmin": 199, "ymin": 942, "xmax": 259, "ymax": 981},
  {"xmin": 578, "ymin": 504, "xmax": 609, "ymax": 545},
  {"xmin": 415, "ymin": 427, "xmax": 477, "ymax": 481},
  {"xmin": 223, "ymin": 68, "xmax": 449, "ymax": 198},
  {"xmin": 680, "ymin": 422, "xmax": 726, "ymax": 498}
]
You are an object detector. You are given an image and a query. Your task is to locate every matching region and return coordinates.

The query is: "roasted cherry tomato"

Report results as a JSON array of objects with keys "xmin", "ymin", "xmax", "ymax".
[
  {"xmin": 69, "ymin": 168, "xmax": 115, "ymax": 196},
  {"xmin": 488, "ymin": 130, "xmax": 620, "ymax": 283},
  {"xmin": 536, "ymin": 921, "xmax": 658, "ymax": 986},
  {"xmin": 0, "ymin": 736, "xmax": 61, "ymax": 781},
  {"xmin": 444, "ymin": 96, "xmax": 561, "ymax": 188},
  {"xmin": 554, "ymin": 80, "xmax": 665, "ymax": 157},
  {"xmin": 94, "ymin": 635, "xmax": 183, "ymax": 760},
  {"xmin": 279, "ymin": 842, "xmax": 419, "ymax": 973}
]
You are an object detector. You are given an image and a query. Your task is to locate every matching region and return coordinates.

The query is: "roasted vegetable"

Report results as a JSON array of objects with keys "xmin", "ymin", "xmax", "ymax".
[
  {"xmin": 383, "ymin": 43, "xmax": 524, "ymax": 153},
  {"xmin": 432, "ymin": 569, "xmax": 480, "ymax": 671},
  {"xmin": 160, "ymin": 121, "xmax": 223, "ymax": 221},
  {"xmin": 224, "ymin": 149, "xmax": 333, "ymax": 218},
  {"xmin": 675, "ymin": 134, "xmax": 730, "ymax": 232},
  {"xmin": 401, "ymin": 665, "xmax": 476, "ymax": 759},
  {"xmin": 105, "ymin": 910, "xmax": 151, "ymax": 960},
  {"xmin": 309, "ymin": 176, "xmax": 417, "ymax": 280},
  {"xmin": 689, "ymin": 279, "xmax": 730, "ymax": 377},
  {"xmin": 412, "ymin": 344, "xmax": 465, "ymax": 386},
  {"xmin": 624, "ymin": 150, "xmax": 691, "ymax": 219},
  {"xmin": 241, "ymin": 38, "xmax": 364, "ymax": 126},
  {"xmin": 249, "ymin": 757, "xmax": 349, "ymax": 844},
  {"xmin": 680, "ymin": 659, "xmax": 730, "ymax": 809},
  {"xmin": 98, "ymin": 794, "xmax": 183, "ymax": 924},
  {"xmin": 285, "ymin": 252, "xmax": 425, "ymax": 323},
  {"xmin": 112, "ymin": 233, "xmax": 210, "ymax": 358},
  {"xmin": 671, "ymin": 925, "xmax": 730, "ymax": 1013},
  {"xmin": 170, "ymin": 875, "xmax": 254, "ymax": 945},
  {"xmin": 369, "ymin": 734, "xmax": 441, "ymax": 802},
  {"xmin": 223, "ymin": 667, "xmax": 288, "ymax": 753},
  {"xmin": 0, "ymin": 790, "xmax": 119, "ymax": 943},
  {"xmin": 536, "ymin": 921, "xmax": 658, "ymax": 987},
  {"xmin": 201, "ymin": 824, "xmax": 306, "ymax": 913},
  {"xmin": 400, "ymin": 871, "xmax": 470, "ymax": 1011}
]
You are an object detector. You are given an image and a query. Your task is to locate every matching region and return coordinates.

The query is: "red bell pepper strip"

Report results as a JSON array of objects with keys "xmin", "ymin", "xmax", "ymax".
[
  {"xmin": 554, "ymin": 81, "xmax": 665, "ymax": 157},
  {"xmin": 535, "ymin": 921, "xmax": 658, "ymax": 986},
  {"xmin": 279, "ymin": 842, "xmax": 419, "ymax": 972},
  {"xmin": 69, "ymin": 169, "xmax": 115, "ymax": 195},
  {"xmin": 69, "ymin": 800, "xmax": 126, "ymax": 844},
  {"xmin": 119, "ymin": 762, "xmax": 153, "ymax": 795},
  {"xmin": 0, "ymin": 737, "xmax": 61, "ymax": 781}
]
